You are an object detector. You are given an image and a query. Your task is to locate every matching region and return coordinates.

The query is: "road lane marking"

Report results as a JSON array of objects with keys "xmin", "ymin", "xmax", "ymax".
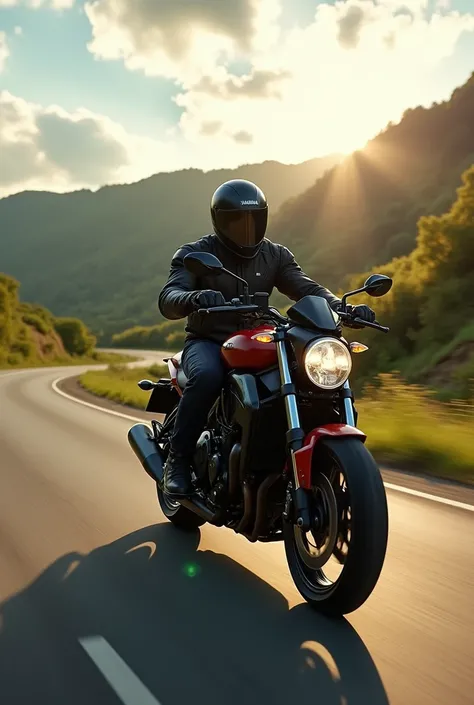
[
  {"xmin": 79, "ymin": 636, "xmax": 162, "ymax": 705},
  {"xmin": 52, "ymin": 377, "xmax": 146, "ymax": 423},
  {"xmin": 383, "ymin": 482, "xmax": 474, "ymax": 512},
  {"xmin": 52, "ymin": 375, "xmax": 474, "ymax": 513}
]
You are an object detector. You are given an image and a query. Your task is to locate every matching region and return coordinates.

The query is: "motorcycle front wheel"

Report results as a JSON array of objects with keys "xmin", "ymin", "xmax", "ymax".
[{"xmin": 283, "ymin": 437, "xmax": 388, "ymax": 616}]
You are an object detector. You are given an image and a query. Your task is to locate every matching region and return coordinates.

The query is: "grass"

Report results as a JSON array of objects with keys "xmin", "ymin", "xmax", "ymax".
[
  {"xmin": 79, "ymin": 363, "xmax": 168, "ymax": 409},
  {"xmin": 79, "ymin": 367, "xmax": 474, "ymax": 485},
  {"xmin": 0, "ymin": 350, "xmax": 138, "ymax": 370},
  {"xmin": 358, "ymin": 374, "xmax": 474, "ymax": 484}
]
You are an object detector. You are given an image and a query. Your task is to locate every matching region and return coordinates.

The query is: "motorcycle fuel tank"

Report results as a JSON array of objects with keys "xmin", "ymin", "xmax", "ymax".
[{"xmin": 221, "ymin": 326, "xmax": 277, "ymax": 370}]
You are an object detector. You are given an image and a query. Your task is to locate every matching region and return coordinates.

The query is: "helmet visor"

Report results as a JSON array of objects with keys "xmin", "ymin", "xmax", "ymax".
[{"xmin": 215, "ymin": 208, "xmax": 268, "ymax": 248}]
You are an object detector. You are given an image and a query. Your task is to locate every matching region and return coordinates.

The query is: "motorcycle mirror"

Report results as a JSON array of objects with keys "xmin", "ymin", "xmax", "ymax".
[
  {"xmin": 184, "ymin": 252, "xmax": 224, "ymax": 277},
  {"xmin": 138, "ymin": 379, "xmax": 156, "ymax": 391},
  {"xmin": 363, "ymin": 274, "xmax": 392, "ymax": 298}
]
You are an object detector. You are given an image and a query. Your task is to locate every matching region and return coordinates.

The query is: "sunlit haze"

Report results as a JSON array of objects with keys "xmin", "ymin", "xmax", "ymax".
[{"xmin": 0, "ymin": 0, "xmax": 473, "ymax": 196}]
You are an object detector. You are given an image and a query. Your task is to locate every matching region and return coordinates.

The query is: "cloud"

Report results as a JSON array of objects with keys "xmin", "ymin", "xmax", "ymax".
[
  {"xmin": 171, "ymin": 0, "xmax": 474, "ymax": 161},
  {"xmin": 0, "ymin": 32, "xmax": 9, "ymax": 72},
  {"xmin": 233, "ymin": 130, "xmax": 253, "ymax": 144},
  {"xmin": 84, "ymin": 0, "xmax": 281, "ymax": 82},
  {"xmin": 0, "ymin": 91, "xmax": 181, "ymax": 197},
  {"xmin": 0, "ymin": 1, "xmax": 75, "ymax": 7},
  {"xmin": 193, "ymin": 69, "xmax": 292, "ymax": 100},
  {"xmin": 199, "ymin": 121, "xmax": 223, "ymax": 137},
  {"xmin": 337, "ymin": 5, "xmax": 366, "ymax": 49}
]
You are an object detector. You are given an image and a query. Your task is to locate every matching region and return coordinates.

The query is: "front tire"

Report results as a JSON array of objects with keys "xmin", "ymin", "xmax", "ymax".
[{"xmin": 283, "ymin": 438, "xmax": 388, "ymax": 616}]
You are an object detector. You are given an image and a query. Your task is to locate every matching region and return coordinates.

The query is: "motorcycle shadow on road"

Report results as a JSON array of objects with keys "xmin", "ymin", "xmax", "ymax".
[{"xmin": 0, "ymin": 523, "xmax": 390, "ymax": 705}]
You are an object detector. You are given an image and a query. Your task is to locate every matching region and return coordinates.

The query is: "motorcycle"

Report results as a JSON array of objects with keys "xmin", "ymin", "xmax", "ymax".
[{"xmin": 128, "ymin": 251, "xmax": 392, "ymax": 615}]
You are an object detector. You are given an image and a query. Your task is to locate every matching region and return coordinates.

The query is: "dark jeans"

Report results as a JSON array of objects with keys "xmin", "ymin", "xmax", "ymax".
[{"xmin": 170, "ymin": 338, "xmax": 225, "ymax": 457}]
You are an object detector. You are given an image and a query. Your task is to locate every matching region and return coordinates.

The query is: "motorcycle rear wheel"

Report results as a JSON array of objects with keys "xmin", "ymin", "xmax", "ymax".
[
  {"xmin": 283, "ymin": 437, "xmax": 388, "ymax": 616},
  {"xmin": 157, "ymin": 486, "xmax": 206, "ymax": 530},
  {"xmin": 156, "ymin": 437, "xmax": 205, "ymax": 531}
]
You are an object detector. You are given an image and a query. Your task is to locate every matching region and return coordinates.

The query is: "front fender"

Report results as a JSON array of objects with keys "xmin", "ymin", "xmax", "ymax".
[{"xmin": 293, "ymin": 424, "xmax": 367, "ymax": 489}]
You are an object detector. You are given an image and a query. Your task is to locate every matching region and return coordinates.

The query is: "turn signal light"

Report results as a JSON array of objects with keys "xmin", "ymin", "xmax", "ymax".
[
  {"xmin": 350, "ymin": 342, "xmax": 369, "ymax": 353},
  {"xmin": 252, "ymin": 334, "xmax": 273, "ymax": 343}
]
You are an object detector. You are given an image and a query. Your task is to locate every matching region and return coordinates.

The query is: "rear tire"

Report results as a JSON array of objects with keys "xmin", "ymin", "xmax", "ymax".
[
  {"xmin": 283, "ymin": 438, "xmax": 388, "ymax": 616},
  {"xmin": 156, "ymin": 423, "xmax": 206, "ymax": 531},
  {"xmin": 157, "ymin": 486, "xmax": 206, "ymax": 530}
]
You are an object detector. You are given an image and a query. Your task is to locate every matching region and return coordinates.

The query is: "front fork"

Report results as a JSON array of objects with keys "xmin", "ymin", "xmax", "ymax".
[
  {"xmin": 275, "ymin": 336, "xmax": 356, "ymax": 532},
  {"xmin": 275, "ymin": 335, "xmax": 312, "ymax": 531}
]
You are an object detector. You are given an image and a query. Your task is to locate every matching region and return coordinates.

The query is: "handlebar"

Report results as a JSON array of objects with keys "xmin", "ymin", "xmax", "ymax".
[
  {"xmin": 340, "ymin": 313, "xmax": 390, "ymax": 333},
  {"xmin": 197, "ymin": 299, "xmax": 390, "ymax": 333},
  {"xmin": 198, "ymin": 303, "xmax": 260, "ymax": 315}
]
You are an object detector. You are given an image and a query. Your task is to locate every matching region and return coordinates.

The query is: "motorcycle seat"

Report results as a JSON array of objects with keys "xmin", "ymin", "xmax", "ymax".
[{"xmin": 170, "ymin": 352, "xmax": 188, "ymax": 390}]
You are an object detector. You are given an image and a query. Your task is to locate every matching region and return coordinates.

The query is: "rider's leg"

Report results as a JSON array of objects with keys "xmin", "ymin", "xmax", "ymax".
[{"xmin": 163, "ymin": 338, "xmax": 225, "ymax": 496}]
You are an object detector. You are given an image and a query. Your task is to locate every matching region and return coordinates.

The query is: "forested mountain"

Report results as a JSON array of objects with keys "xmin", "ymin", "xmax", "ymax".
[
  {"xmin": 0, "ymin": 155, "xmax": 339, "ymax": 338},
  {"xmin": 271, "ymin": 73, "xmax": 474, "ymax": 294}
]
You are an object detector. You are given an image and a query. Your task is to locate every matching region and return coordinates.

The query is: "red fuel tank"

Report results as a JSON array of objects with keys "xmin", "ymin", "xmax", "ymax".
[{"xmin": 221, "ymin": 326, "xmax": 277, "ymax": 370}]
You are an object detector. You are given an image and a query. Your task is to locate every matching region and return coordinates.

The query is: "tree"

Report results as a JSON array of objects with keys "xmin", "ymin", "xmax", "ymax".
[{"xmin": 54, "ymin": 317, "xmax": 96, "ymax": 356}]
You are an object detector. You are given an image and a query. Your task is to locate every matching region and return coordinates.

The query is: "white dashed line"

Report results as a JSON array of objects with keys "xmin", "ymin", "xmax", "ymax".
[{"xmin": 79, "ymin": 636, "xmax": 162, "ymax": 705}]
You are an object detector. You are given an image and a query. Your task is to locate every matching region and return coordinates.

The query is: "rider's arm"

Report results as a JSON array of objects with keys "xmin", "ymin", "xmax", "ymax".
[
  {"xmin": 158, "ymin": 246, "xmax": 198, "ymax": 320},
  {"xmin": 275, "ymin": 246, "xmax": 342, "ymax": 310}
]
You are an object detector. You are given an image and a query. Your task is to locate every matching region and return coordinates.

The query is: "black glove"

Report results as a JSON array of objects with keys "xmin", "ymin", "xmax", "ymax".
[
  {"xmin": 346, "ymin": 304, "xmax": 376, "ymax": 328},
  {"xmin": 193, "ymin": 289, "xmax": 226, "ymax": 309}
]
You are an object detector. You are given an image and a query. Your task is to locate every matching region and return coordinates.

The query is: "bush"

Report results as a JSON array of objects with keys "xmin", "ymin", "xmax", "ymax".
[
  {"xmin": 22, "ymin": 313, "xmax": 49, "ymax": 334},
  {"xmin": 7, "ymin": 352, "xmax": 23, "ymax": 366},
  {"xmin": 11, "ymin": 340, "xmax": 35, "ymax": 358},
  {"xmin": 54, "ymin": 317, "xmax": 96, "ymax": 356}
]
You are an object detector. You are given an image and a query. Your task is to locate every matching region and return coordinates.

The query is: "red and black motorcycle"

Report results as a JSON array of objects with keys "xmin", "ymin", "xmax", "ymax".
[{"xmin": 128, "ymin": 251, "xmax": 392, "ymax": 615}]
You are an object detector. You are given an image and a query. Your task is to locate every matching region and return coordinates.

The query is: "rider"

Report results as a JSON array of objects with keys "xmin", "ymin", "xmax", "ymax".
[{"xmin": 158, "ymin": 179, "xmax": 375, "ymax": 497}]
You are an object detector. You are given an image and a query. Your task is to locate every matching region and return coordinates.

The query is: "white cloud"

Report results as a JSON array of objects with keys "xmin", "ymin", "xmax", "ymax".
[
  {"xmin": 85, "ymin": 0, "xmax": 281, "ymax": 83},
  {"xmin": 165, "ymin": 1, "xmax": 474, "ymax": 162},
  {"xmin": 2, "ymin": 0, "xmax": 474, "ymax": 193},
  {"xmin": 82, "ymin": 0, "xmax": 474, "ymax": 163},
  {"xmin": 0, "ymin": 0, "xmax": 74, "ymax": 8},
  {"xmin": 0, "ymin": 32, "xmax": 9, "ymax": 72},
  {"xmin": 0, "ymin": 91, "xmax": 183, "ymax": 197},
  {"xmin": 14, "ymin": 26, "xmax": 23, "ymax": 35}
]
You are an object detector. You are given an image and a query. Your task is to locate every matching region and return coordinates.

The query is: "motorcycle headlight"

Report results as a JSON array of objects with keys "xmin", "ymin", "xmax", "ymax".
[{"xmin": 304, "ymin": 337, "xmax": 352, "ymax": 390}]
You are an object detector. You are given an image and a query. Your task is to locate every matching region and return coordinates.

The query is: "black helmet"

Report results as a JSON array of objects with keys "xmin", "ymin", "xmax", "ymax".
[{"xmin": 211, "ymin": 179, "xmax": 268, "ymax": 259}]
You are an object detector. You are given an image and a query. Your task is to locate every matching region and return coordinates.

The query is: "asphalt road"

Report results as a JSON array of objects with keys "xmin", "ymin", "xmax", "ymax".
[{"xmin": 0, "ymin": 359, "xmax": 473, "ymax": 705}]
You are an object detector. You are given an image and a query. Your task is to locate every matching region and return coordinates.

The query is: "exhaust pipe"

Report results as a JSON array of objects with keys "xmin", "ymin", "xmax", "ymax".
[
  {"xmin": 128, "ymin": 423, "xmax": 165, "ymax": 483},
  {"xmin": 128, "ymin": 423, "xmax": 218, "ymax": 524}
]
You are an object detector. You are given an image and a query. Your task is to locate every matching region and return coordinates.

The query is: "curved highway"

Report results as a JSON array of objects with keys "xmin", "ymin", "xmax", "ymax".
[{"xmin": 0, "ymin": 359, "xmax": 473, "ymax": 705}]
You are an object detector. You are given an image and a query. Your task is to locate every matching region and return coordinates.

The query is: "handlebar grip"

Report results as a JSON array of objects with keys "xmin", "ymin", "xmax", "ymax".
[
  {"xmin": 197, "ymin": 305, "xmax": 231, "ymax": 314},
  {"xmin": 352, "ymin": 317, "xmax": 390, "ymax": 333},
  {"xmin": 197, "ymin": 304, "xmax": 260, "ymax": 315}
]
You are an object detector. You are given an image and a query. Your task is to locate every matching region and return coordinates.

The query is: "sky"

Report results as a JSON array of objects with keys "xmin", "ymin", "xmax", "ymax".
[{"xmin": 0, "ymin": 0, "xmax": 473, "ymax": 197}]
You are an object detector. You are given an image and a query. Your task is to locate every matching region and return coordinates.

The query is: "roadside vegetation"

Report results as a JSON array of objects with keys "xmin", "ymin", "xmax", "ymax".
[
  {"xmin": 80, "ymin": 364, "xmax": 167, "ymax": 409},
  {"xmin": 80, "ymin": 366, "xmax": 473, "ymax": 485},
  {"xmin": 0, "ymin": 274, "xmax": 136, "ymax": 369}
]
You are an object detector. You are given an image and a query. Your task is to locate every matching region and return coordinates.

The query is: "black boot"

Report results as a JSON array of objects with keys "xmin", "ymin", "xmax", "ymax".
[{"xmin": 163, "ymin": 450, "xmax": 193, "ymax": 497}]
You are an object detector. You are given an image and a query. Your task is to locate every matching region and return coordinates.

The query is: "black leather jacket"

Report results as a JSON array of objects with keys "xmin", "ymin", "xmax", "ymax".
[{"xmin": 158, "ymin": 234, "xmax": 341, "ymax": 344}]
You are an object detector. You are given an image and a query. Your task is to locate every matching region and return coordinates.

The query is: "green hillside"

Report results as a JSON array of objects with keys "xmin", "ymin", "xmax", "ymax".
[
  {"xmin": 0, "ymin": 155, "xmax": 339, "ymax": 339},
  {"xmin": 344, "ymin": 163, "xmax": 474, "ymax": 398},
  {"xmin": 271, "ymin": 73, "xmax": 474, "ymax": 295},
  {"xmin": 0, "ymin": 273, "xmax": 133, "ymax": 368}
]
